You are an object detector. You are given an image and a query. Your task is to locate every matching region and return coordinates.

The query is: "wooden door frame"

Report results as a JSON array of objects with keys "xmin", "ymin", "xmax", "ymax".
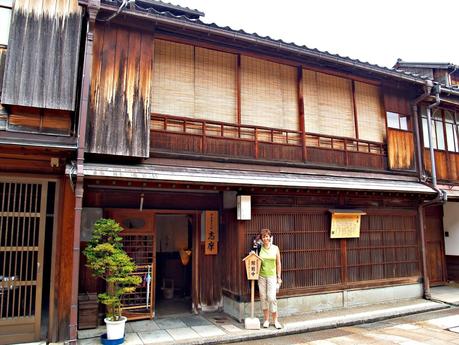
[
  {"xmin": 152, "ymin": 210, "xmax": 201, "ymax": 314},
  {"xmin": 424, "ymin": 205, "xmax": 447, "ymax": 285},
  {"xmin": 106, "ymin": 209, "xmax": 201, "ymax": 317},
  {"xmin": 0, "ymin": 176, "xmax": 58, "ymax": 344}
]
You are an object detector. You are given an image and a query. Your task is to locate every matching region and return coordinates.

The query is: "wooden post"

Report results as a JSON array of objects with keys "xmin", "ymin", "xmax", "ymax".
[{"xmin": 251, "ymin": 280, "xmax": 255, "ymax": 318}]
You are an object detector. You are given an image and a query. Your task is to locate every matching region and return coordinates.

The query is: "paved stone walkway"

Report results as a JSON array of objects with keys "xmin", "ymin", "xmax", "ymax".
[
  {"xmin": 77, "ymin": 299, "xmax": 447, "ymax": 345},
  {"xmin": 65, "ymin": 284, "xmax": 458, "ymax": 345}
]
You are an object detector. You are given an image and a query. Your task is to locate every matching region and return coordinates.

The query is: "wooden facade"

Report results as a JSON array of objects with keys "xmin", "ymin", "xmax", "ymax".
[{"xmin": 1, "ymin": 0, "xmax": 82, "ymax": 111}]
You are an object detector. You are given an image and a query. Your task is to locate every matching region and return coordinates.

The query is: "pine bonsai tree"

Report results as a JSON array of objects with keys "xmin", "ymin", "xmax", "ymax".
[{"xmin": 84, "ymin": 218, "xmax": 142, "ymax": 321}]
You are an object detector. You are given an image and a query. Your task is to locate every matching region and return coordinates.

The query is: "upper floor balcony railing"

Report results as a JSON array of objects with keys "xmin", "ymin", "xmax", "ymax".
[{"xmin": 151, "ymin": 114, "xmax": 387, "ymax": 171}]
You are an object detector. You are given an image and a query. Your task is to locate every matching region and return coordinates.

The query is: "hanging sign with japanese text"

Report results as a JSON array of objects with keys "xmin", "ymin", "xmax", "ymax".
[
  {"xmin": 204, "ymin": 210, "xmax": 219, "ymax": 255},
  {"xmin": 329, "ymin": 209, "xmax": 366, "ymax": 239}
]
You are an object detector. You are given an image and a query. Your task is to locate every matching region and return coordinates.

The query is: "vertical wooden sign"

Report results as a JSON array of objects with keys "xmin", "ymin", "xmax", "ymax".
[{"xmin": 205, "ymin": 210, "xmax": 219, "ymax": 255}]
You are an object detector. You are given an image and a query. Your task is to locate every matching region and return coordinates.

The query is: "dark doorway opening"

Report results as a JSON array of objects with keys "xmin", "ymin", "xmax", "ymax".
[{"xmin": 155, "ymin": 214, "xmax": 193, "ymax": 317}]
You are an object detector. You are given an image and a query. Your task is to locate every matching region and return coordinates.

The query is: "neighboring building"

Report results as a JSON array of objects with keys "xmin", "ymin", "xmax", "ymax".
[
  {"xmin": 395, "ymin": 59, "xmax": 459, "ymax": 286},
  {"xmin": 0, "ymin": 0, "xmax": 83, "ymax": 343},
  {"xmin": 1, "ymin": 0, "xmax": 458, "ymax": 344}
]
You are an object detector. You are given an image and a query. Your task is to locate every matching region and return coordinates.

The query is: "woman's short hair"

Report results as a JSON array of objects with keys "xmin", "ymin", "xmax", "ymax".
[{"xmin": 260, "ymin": 228, "xmax": 271, "ymax": 237}]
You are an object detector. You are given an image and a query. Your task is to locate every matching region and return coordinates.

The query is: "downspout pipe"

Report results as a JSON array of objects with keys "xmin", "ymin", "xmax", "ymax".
[
  {"xmin": 69, "ymin": 1, "xmax": 100, "ymax": 343},
  {"xmin": 413, "ymin": 82, "xmax": 446, "ymax": 300}
]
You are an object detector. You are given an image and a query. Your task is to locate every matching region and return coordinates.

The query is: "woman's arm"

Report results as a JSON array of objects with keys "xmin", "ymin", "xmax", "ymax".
[{"xmin": 276, "ymin": 246, "xmax": 282, "ymax": 282}]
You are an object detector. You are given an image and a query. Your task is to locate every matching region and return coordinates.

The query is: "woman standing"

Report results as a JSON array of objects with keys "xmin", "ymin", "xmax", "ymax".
[{"xmin": 257, "ymin": 228, "xmax": 282, "ymax": 329}]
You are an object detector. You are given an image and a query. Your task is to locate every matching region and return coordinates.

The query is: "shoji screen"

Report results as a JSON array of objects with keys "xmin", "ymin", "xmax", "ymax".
[
  {"xmin": 355, "ymin": 81, "xmax": 385, "ymax": 142},
  {"xmin": 241, "ymin": 56, "xmax": 298, "ymax": 130},
  {"xmin": 152, "ymin": 39, "xmax": 195, "ymax": 117},
  {"xmin": 303, "ymin": 69, "xmax": 355, "ymax": 138},
  {"xmin": 195, "ymin": 47, "xmax": 237, "ymax": 123}
]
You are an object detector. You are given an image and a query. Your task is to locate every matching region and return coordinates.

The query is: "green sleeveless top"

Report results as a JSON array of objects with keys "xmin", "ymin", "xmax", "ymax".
[{"xmin": 259, "ymin": 244, "xmax": 278, "ymax": 278}]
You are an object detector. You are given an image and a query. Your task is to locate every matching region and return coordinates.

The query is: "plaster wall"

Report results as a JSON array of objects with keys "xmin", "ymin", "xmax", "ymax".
[{"xmin": 443, "ymin": 202, "xmax": 459, "ymax": 255}]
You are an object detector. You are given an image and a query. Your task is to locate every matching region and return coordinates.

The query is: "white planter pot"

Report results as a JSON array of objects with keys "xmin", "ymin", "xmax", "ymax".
[{"xmin": 104, "ymin": 316, "xmax": 127, "ymax": 340}]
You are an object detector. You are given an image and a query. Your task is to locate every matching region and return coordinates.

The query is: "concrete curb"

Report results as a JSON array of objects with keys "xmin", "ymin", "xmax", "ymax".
[{"xmin": 169, "ymin": 301, "xmax": 449, "ymax": 345}]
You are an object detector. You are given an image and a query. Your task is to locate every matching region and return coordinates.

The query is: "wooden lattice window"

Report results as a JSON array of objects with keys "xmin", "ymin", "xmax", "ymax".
[
  {"xmin": 241, "ymin": 56, "xmax": 298, "ymax": 131},
  {"xmin": 302, "ymin": 69, "xmax": 355, "ymax": 138}
]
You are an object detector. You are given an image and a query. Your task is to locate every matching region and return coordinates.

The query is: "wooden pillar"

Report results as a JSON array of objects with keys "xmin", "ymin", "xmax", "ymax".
[
  {"xmin": 298, "ymin": 66, "xmax": 307, "ymax": 162},
  {"xmin": 55, "ymin": 177, "xmax": 76, "ymax": 340}
]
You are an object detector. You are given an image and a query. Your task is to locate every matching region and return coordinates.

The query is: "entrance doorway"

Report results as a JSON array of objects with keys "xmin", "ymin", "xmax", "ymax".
[
  {"xmin": 425, "ymin": 205, "xmax": 447, "ymax": 285},
  {"xmin": 155, "ymin": 214, "xmax": 193, "ymax": 317},
  {"xmin": 106, "ymin": 209, "xmax": 198, "ymax": 319},
  {"xmin": 0, "ymin": 179, "xmax": 56, "ymax": 344}
]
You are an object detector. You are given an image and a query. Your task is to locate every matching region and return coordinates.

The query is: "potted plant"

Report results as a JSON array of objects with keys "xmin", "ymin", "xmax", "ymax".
[{"xmin": 84, "ymin": 218, "xmax": 142, "ymax": 342}]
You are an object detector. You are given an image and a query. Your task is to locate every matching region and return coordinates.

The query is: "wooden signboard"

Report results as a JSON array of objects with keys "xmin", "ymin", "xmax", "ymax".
[
  {"xmin": 242, "ymin": 252, "xmax": 263, "ymax": 280},
  {"xmin": 204, "ymin": 210, "xmax": 219, "ymax": 255},
  {"xmin": 330, "ymin": 209, "xmax": 366, "ymax": 239}
]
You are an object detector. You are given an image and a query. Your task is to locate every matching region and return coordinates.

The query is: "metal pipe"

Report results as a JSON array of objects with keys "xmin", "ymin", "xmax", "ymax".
[
  {"xmin": 68, "ymin": 1, "xmax": 100, "ymax": 343},
  {"xmin": 426, "ymin": 86, "xmax": 441, "ymax": 188},
  {"xmin": 412, "ymin": 82, "xmax": 447, "ymax": 300},
  {"xmin": 412, "ymin": 83, "xmax": 431, "ymax": 182}
]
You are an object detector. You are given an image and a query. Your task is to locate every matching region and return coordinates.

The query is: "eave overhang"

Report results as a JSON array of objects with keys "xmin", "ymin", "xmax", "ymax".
[{"xmin": 67, "ymin": 162, "xmax": 436, "ymax": 194}]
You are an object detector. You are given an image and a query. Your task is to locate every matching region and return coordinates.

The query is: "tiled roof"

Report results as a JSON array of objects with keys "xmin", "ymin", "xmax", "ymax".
[{"xmin": 100, "ymin": 0, "xmax": 459, "ymax": 93}]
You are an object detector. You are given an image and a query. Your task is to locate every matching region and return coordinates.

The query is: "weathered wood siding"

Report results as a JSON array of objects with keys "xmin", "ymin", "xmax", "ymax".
[
  {"xmin": 87, "ymin": 24, "xmax": 154, "ymax": 157},
  {"xmin": 387, "ymin": 128, "xmax": 415, "ymax": 170},
  {"xmin": 0, "ymin": 47, "xmax": 6, "ymax": 96},
  {"xmin": 1, "ymin": 0, "xmax": 82, "ymax": 111}
]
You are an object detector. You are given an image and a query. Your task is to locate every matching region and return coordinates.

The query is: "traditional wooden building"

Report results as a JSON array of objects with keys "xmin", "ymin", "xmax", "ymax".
[
  {"xmin": 394, "ymin": 60, "xmax": 459, "ymax": 285},
  {"xmin": 0, "ymin": 0, "xmax": 84, "ymax": 343},
  {"xmin": 1, "ymin": 0, "xmax": 457, "ymax": 343}
]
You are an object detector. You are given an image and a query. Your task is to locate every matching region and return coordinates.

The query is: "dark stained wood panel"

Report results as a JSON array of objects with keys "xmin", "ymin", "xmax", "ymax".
[
  {"xmin": 446, "ymin": 255, "xmax": 459, "ymax": 281},
  {"xmin": 87, "ymin": 24, "xmax": 154, "ymax": 157},
  {"xmin": 221, "ymin": 210, "xmax": 241, "ymax": 296},
  {"xmin": 387, "ymin": 128, "xmax": 415, "ymax": 170},
  {"xmin": 424, "ymin": 206, "xmax": 446, "ymax": 285},
  {"xmin": 1, "ymin": 0, "xmax": 82, "ymax": 111},
  {"xmin": 383, "ymin": 87, "xmax": 411, "ymax": 115},
  {"xmin": 151, "ymin": 114, "xmax": 387, "ymax": 171}
]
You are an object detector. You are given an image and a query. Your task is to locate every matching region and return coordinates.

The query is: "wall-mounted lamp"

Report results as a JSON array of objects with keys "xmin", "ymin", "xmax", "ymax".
[{"xmin": 237, "ymin": 195, "xmax": 251, "ymax": 220}]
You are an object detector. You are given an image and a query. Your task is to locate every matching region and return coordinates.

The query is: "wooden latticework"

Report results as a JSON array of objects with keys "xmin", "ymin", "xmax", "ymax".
[
  {"xmin": 355, "ymin": 81, "xmax": 386, "ymax": 143},
  {"xmin": 302, "ymin": 69, "xmax": 355, "ymax": 138},
  {"xmin": 151, "ymin": 114, "xmax": 386, "ymax": 170},
  {"xmin": 152, "ymin": 39, "xmax": 195, "ymax": 118},
  {"xmin": 241, "ymin": 208, "xmax": 420, "ymax": 297},
  {"xmin": 120, "ymin": 234, "xmax": 155, "ymax": 319},
  {"xmin": 195, "ymin": 47, "xmax": 237, "ymax": 123},
  {"xmin": 244, "ymin": 209, "xmax": 342, "ymax": 292},
  {"xmin": 241, "ymin": 56, "xmax": 298, "ymax": 131},
  {"xmin": 347, "ymin": 212, "xmax": 419, "ymax": 281},
  {"xmin": 0, "ymin": 180, "xmax": 47, "ymax": 342}
]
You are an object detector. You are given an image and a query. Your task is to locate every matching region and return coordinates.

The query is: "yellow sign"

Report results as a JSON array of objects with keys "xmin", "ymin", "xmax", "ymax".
[
  {"xmin": 330, "ymin": 210, "xmax": 365, "ymax": 239},
  {"xmin": 205, "ymin": 211, "xmax": 219, "ymax": 255}
]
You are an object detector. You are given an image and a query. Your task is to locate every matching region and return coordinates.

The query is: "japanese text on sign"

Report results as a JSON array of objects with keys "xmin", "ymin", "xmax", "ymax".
[{"xmin": 205, "ymin": 211, "xmax": 219, "ymax": 255}]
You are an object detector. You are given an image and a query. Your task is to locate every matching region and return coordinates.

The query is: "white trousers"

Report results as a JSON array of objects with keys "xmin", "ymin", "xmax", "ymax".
[{"xmin": 258, "ymin": 276, "xmax": 277, "ymax": 313}]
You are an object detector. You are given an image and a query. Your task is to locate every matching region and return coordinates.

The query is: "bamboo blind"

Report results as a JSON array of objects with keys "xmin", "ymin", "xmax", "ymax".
[
  {"xmin": 241, "ymin": 56, "xmax": 298, "ymax": 130},
  {"xmin": 355, "ymin": 81, "xmax": 385, "ymax": 142},
  {"xmin": 303, "ymin": 69, "xmax": 355, "ymax": 138},
  {"xmin": 195, "ymin": 47, "xmax": 237, "ymax": 123},
  {"xmin": 152, "ymin": 39, "xmax": 195, "ymax": 118}
]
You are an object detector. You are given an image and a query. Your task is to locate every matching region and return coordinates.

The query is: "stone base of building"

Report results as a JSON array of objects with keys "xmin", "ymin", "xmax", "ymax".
[{"xmin": 223, "ymin": 283, "xmax": 423, "ymax": 322}]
